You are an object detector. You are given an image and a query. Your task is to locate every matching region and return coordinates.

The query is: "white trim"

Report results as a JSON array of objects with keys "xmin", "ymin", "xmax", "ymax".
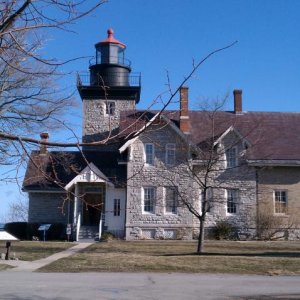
[
  {"xmin": 119, "ymin": 113, "xmax": 195, "ymax": 154},
  {"xmin": 24, "ymin": 190, "xmax": 64, "ymax": 193},
  {"xmin": 247, "ymin": 160, "xmax": 300, "ymax": 167},
  {"xmin": 165, "ymin": 143, "xmax": 176, "ymax": 166},
  {"xmin": 119, "ymin": 136, "xmax": 139, "ymax": 154},
  {"xmin": 142, "ymin": 187, "xmax": 156, "ymax": 214},
  {"xmin": 65, "ymin": 162, "xmax": 113, "ymax": 191},
  {"xmin": 225, "ymin": 146, "xmax": 238, "ymax": 169},
  {"xmin": 226, "ymin": 189, "xmax": 239, "ymax": 215},
  {"xmin": 214, "ymin": 126, "xmax": 250, "ymax": 148},
  {"xmin": 144, "ymin": 143, "xmax": 155, "ymax": 166},
  {"xmin": 164, "ymin": 186, "xmax": 178, "ymax": 215},
  {"xmin": 273, "ymin": 190, "xmax": 288, "ymax": 215}
]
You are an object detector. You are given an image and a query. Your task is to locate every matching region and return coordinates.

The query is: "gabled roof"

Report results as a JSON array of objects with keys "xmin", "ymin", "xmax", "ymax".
[
  {"xmin": 65, "ymin": 163, "xmax": 114, "ymax": 191},
  {"xmin": 213, "ymin": 125, "xmax": 251, "ymax": 148},
  {"xmin": 120, "ymin": 110, "xmax": 300, "ymax": 161},
  {"xmin": 23, "ymin": 151, "xmax": 126, "ymax": 191},
  {"xmin": 119, "ymin": 112, "xmax": 190, "ymax": 153}
]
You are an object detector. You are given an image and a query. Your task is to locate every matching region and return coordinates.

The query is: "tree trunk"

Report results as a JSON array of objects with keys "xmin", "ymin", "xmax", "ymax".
[{"xmin": 197, "ymin": 218, "xmax": 205, "ymax": 253}]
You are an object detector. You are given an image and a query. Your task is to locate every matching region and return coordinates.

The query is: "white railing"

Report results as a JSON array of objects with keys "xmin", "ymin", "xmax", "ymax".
[{"xmin": 76, "ymin": 213, "xmax": 81, "ymax": 242}]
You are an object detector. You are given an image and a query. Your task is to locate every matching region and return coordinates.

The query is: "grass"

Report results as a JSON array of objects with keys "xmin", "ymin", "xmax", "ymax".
[
  {"xmin": 38, "ymin": 240, "xmax": 300, "ymax": 275},
  {"xmin": 0, "ymin": 241, "xmax": 74, "ymax": 261}
]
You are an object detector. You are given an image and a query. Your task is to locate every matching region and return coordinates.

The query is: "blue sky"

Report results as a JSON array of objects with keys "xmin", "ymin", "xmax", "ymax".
[{"xmin": 1, "ymin": 0, "xmax": 300, "ymax": 220}]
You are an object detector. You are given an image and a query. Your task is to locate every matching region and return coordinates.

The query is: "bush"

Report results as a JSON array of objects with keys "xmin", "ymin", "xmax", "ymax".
[
  {"xmin": 213, "ymin": 220, "xmax": 235, "ymax": 240},
  {"xmin": 100, "ymin": 231, "xmax": 116, "ymax": 242}
]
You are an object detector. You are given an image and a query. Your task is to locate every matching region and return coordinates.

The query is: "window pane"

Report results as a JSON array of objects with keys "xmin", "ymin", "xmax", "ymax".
[
  {"xmin": 165, "ymin": 187, "xmax": 177, "ymax": 214},
  {"xmin": 106, "ymin": 102, "xmax": 115, "ymax": 115},
  {"xmin": 166, "ymin": 144, "xmax": 176, "ymax": 166},
  {"xmin": 145, "ymin": 144, "xmax": 154, "ymax": 165},
  {"xmin": 274, "ymin": 191, "xmax": 287, "ymax": 214},
  {"xmin": 144, "ymin": 187, "xmax": 155, "ymax": 213},
  {"xmin": 226, "ymin": 148, "xmax": 237, "ymax": 168},
  {"xmin": 227, "ymin": 189, "xmax": 238, "ymax": 214}
]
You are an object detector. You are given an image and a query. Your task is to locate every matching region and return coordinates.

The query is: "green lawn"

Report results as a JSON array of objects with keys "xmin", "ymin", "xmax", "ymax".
[
  {"xmin": 38, "ymin": 240, "xmax": 300, "ymax": 274},
  {"xmin": 0, "ymin": 241, "xmax": 74, "ymax": 261}
]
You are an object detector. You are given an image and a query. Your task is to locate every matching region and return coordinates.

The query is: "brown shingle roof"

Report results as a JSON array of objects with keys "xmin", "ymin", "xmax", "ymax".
[
  {"xmin": 120, "ymin": 110, "xmax": 300, "ymax": 160},
  {"xmin": 23, "ymin": 150, "xmax": 127, "ymax": 191}
]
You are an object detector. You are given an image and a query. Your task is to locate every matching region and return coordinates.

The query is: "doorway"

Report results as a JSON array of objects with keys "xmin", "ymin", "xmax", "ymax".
[{"xmin": 82, "ymin": 193, "xmax": 103, "ymax": 226}]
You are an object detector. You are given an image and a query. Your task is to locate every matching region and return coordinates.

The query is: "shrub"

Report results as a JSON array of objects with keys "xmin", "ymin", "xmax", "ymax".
[
  {"xmin": 213, "ymin": 220, "xmax": 235, "ymax": 240},
  {"xmin": 100, "ymin": 231, "xmax": 116, "ymax": 242}
]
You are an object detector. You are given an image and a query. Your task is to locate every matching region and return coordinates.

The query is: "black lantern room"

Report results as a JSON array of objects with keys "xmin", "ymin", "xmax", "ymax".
[{"xmin": 77, "ymin": 28, "xmax": 141, "ymax": 102}]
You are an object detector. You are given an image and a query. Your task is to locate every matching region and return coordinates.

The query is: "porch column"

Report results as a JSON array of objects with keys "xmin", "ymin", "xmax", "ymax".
[{"xmin": 73, "ymin": 184, "xmax": 79, "ymax": 226}]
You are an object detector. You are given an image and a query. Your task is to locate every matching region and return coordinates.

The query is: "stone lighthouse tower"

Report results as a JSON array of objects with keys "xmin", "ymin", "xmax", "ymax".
[{"xmin": 77, "ymin": 28, "xmax": 141, "ymax": 148}]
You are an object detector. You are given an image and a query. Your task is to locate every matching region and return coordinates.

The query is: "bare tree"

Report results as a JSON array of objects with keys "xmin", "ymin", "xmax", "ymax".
[
  {"xmin": 3, "ymin": 197, "xmax": 28, "ymax": 222},
  {"xmin": 128, "ymin": 95, "xmax": 259, "ymax": 253},
  {"xmin": 0, "ymin": 0, "xmax": 106, "ymax": 179}
]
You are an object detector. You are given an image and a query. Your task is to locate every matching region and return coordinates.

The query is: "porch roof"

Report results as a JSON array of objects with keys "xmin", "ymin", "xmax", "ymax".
[{"xmin": 23, "ymin": 150, "xmax": 126, "ymax": 191}]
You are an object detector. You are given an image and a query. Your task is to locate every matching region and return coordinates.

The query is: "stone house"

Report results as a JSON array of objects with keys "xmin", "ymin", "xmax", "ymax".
[{"xmin": 23, "ymin": 29, "xmax": 300, "ymax": 241}]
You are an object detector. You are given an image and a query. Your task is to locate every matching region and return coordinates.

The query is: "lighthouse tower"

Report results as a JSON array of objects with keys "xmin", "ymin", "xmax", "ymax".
[{"xmin": 77, "ymin": 28, "xmax": 141, "ymax": 147}]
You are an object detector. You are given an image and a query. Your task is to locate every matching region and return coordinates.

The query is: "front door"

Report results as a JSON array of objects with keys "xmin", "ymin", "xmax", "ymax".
[{"xmin": 82, "ymin": 193, "xmax": 102, "ymax": 226}]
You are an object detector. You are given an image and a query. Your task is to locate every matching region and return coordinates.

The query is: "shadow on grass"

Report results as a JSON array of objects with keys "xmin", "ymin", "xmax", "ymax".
[{"xmin": 162, "ymin": 252, "xmax": 300, "ymax": 258}]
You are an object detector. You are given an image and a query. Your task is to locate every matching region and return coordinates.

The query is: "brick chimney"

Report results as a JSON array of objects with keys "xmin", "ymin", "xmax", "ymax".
[
  {"xmin": 233, "ymin": 89, "xmax": 242, "ymax": 114},
  {"xmin": 40, "ymin": 132, "xmax": 49, "ymax": 154},
  {"xmin": 179, "ymin": 86, "xmax": 190, "ymax": 134}
]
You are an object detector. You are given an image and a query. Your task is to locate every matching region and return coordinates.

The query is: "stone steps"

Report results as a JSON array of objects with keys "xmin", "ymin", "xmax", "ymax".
[{"xmin": 78, "ymin": 226, "xmax": 99, "ymax": 241}]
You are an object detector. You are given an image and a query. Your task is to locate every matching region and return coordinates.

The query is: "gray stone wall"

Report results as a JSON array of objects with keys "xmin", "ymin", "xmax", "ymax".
[
  {"xmin": 82, "ymin": 98, "xmax": 135, "ymax": 145},
  {"xmin": 126, "ymin": 125, "xmax": 197, "ymax": 240},
  {"xmin": 198, "ymin": 130, "xmax": 257, "ymax": 239},
  {"xmin": 126, "ymin": 125, "xmax": 257, "ymax": 240},
  {"xmin": 28, "ymin": 192, "xmax": 69, "ymax": 224}
]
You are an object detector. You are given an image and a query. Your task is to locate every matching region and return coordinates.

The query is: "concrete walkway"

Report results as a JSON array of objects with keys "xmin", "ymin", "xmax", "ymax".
[{"xmin": 1, "ymin": 242, "xmax": 92, "ymax": 272}]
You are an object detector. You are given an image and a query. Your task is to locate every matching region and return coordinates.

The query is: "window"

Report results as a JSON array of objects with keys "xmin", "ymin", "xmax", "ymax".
[
  {"xmin": 166, "ymin": 144, "xmax": 176, "ymax": 166},
  {"xmin": 143, "ymin": 187, "xmax": 155, "ymax": 213},
  {"xmin": 200, "ymin": 188, "xmax": 213, "ymax": 213},
  {"xmin": 227, "ymin": 189, "xmax": 239, "ymax": 214},
  {"xmin": 274, "ymin": 190, "xmax": 287, "ymax": 214},
  {"xmin": 226, "ymin": 147, "xmax": 237, "ymax": 169},
  {"xmin": 114, "ymin": 199, "xmax": 120, "ymax": 216},
  {"xmin": 165, "ymin": 187, "xmax": 178, "ymax": 214},
  {"xmin": 106, "ymin": 102, "xmax": 115, "ymax": 115},
  {"xmin": 145, "ymin": 143, "xmax": 154, "ymax": 165}
]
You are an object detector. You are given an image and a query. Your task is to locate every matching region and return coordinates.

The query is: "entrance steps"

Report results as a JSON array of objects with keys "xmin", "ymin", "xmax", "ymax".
[{"xmin": 78, "ymin": 226, "xmax": 99, "ymax": 241}]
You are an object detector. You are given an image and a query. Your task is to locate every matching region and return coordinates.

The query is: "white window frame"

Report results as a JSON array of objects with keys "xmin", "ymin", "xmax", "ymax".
[
  {"xmin": 274, "ymin": 190, "xmax": 288, "ymax": 214},
  {"xmin": 113, "ymin": 198, "xmax": 121, "ymax": 216},
  {"xmin": 225, "ymin": 147, "xmax": 238, "ymax": 169},
  {"xmin": 106, "ymin": 101, "xmax": 116, "ymax": 115},
  {"xmin": 165, "ymin": 143, "xmax": 176, "ymax": 166},
  {"xmin": 165, "ymin": 186, "xmax": 178, "ymax": 214},
  {"xmin": 145, "ymin": 143, "xmax": 154, "ymax": 165},
  {"xmin": 226, "ymin": 189, "xmax": 239, "ymax": 214},
  {"xmin": 142, "ymin": 187, "xmax": 156, "ymax": 214}
]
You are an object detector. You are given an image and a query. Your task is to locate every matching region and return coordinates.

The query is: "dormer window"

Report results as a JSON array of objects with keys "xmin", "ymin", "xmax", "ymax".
[
  {"xmin": 166, "ymin": 143, "xmax": 176, "ymax": 166},
  {"xmin": 145, "ymin": 143, "xmax": 154, "ymax": 165},
  {"xmin": 106, "ymin": 101, "xmax": 115, "ymax": 115},
  {"xmin": 225, "ymin": 147, "xmax": 237, "ymax": 169}
]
